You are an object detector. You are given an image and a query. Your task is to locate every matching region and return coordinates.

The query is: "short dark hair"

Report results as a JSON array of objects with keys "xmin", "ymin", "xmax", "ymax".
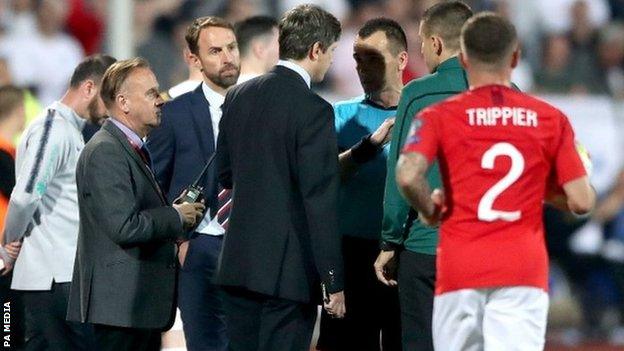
[
  {"xmin": 69, "ymin": 54, "xmax": 117, "ymax": 88},
  {"xmin": 421, "ymin": 1, "xmax": 473, "ymax": 51},
  {"xmin": 358, "ymin": 17, "xmax": 407, "ymax": 55},
  {"xmin": 100, "ymin": 57, "xmax": 151, "ymax": 109},
  {"xmin": 0, "ymin": 85, "xmax": 23, "ymax": 122},
  {"xmin": 461, "ymin": 12, "xmax": 518, "ymax": 66},
  {"xmin": 235, "ymin": 16, "xmax": 278, "ymax": 57},
  {"xmin": 279, "ymin": 4, "xmax": 341, "ymax": 60},
  {"xmin": 186, "ymin": 16, "xmax": 234, "ymax": 55}
]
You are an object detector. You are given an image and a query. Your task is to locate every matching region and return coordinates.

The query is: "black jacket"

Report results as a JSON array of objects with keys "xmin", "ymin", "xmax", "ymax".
[{"xmin": 215, "ymin": 65, "xmax": 344, "ymax": 303}]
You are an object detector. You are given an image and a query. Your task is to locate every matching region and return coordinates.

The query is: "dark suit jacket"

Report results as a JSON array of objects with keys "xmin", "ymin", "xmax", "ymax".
[
  {"xmin": 216, "ymin": 65, "xmax": 344, "ymax": 303},
  {"xmin": 146, "ymin": 84, "xmax": 218, "ymax": 213},
  {"xmin": 67, "ymin": 120, "xmax": 184, "ymax": 329}
]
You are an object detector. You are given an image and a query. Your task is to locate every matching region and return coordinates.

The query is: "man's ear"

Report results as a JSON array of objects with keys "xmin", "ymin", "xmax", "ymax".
[
  {"xmin": 397, "ymin": 51, "xmax": 408, "ymax": 71},
  {"xmin": 82, "ymin": 79, "xmax": 97, "ymax": 99},
  {"xmin": 510, "ymin": 47, "xmax": 520, "ymax": 69},
  {"xmin": 252, "ymin": 40, "xmax": 265, "ymax": 59},
  {"xmin": 459, "ymin": 51, "xmax": 469, "ymax": 70},
  {"xmin": 308, "ymin": 42, "xmax": 323, "ymax": 61},
  {"xmin": 189, "ymin": 52, "xmax": 203, "ymax": 71},
  {"xmin": 432, "ymin": 36, "xmax": 443, "ymax": 57},
  {"xmin": 117, "ymin": 93, "xmax": 129, "ymax": 114}
]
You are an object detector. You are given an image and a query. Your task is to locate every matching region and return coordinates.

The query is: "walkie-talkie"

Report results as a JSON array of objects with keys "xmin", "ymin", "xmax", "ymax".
[{"xmin": 180, "ymin": 153, "xmax": 217, "ymax": 204}]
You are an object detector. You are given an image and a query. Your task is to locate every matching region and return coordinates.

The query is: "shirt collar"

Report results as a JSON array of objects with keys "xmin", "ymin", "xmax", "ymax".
[
  {"xmin": 434, "ymin": 56, "xmax": 462, "ymax": 73},
  {"xmin": 201, "ymin": 82, "xmax": 225, "ymax": 108},
  {"xmin": 110, "ymin": 117, "xmax": 144, "ymax": 148},
  {"xmin": 277, "ymin": 60, "xmax": 311, "ymax": 88},
  {"xmin": 50, "ymin": 101, "xmax": 86, "ymax": 131}
]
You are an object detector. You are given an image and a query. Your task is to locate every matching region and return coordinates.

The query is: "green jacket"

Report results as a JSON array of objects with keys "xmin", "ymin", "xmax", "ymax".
[{"xmin": 381, "ymin": 57, "xmax": 469, "ymax": 255}]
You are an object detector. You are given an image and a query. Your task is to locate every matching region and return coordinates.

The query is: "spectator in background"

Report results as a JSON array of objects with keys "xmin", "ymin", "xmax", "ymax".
[
  {"xmin": 534, "ymin": 35, "xmax": 575, "ymax": 94},
  {"xmin": 66, "ymin": 0, "xmax": 105, "ymax": 55},
  {"xmin": 234, "ymin": 16, "xmax": 279, "ymax": 84},
  {"xmin": 0, "ymin": 84, "xmax": 25, "ymax": 350},
  {"xmin": 317, "ymin": 17, "xmax": 404, "ymax": 351},
  {"xmin": 597, "ymin": 22, "xmax": 624, "ymax": 99},
  {"xmin": 567, "ymin": 0, "xmax": 608, "ymax": 94},
  {"xmin": 3, "ymin": 54, "xmax": 115, "ymax": 350},
  {"xmin": 1, "ymin": 0, "xmax": 37, "ymax": 37},
  {"xmin": 218, "ymin": 0, "xmax": 265, "ymax": 24},
  {"xmin": 0, "ymin": 0, "xmax": 83, "ymax": 106},
  {"xmin": 536, "ymin": 0, "xmax": 610, "ymax": 34}
]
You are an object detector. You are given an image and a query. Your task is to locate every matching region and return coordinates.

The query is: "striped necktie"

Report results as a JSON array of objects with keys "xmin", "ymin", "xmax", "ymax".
[{"xmin": 216, "ymin": 187, "xmax": 232, "ymax": 230}]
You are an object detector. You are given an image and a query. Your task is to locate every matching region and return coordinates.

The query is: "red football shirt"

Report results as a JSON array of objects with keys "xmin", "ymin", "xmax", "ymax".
[{"xmin": 402, "ymin": 84, "xmax": 587, "ymax": 295}]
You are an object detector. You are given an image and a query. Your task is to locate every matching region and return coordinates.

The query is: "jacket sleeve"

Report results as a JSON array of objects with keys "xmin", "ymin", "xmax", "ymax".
[
  {"xmin": 296, "ymin": 103, "xmax": 343, "ymax": 293},
  {"xmin": 79, "ymin": 142, "xmax": 183, "ymax": 246},
  {"xmin": 380, "ymin": 94, "xmax": 414, "ymax": 246},
  {"xmin": 145, "ymin": 103, "xmax": 176, "ymax": 202},
  {"xmin": 3, "ymin": 116, "xmax": 67, "ymax": 244}
]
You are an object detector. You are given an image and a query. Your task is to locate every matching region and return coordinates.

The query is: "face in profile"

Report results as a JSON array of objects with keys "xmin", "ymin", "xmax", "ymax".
[
  {"xmin": 193, "ymin": 26, "xmax": 241, "ymax": 89},
  {"xmin": 124, "ymin": 68, "xmax": 164, "ymax": 130},
  {"xmin": 86, "ymin": 87, "xmax": 108, "ymax": 125},
  {"xmin": 419, "ymin": 21, "xmax": 438, "ymax": 73},
  {"xmin": 354, "ymin": 31, "xmax": 396, "ymax": 94},
  {"xmin": 312, "ymin": 42, "xmax": 338, "ymax": 83}
]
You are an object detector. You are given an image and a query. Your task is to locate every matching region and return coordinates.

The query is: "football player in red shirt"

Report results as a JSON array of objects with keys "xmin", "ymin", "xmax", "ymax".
[{"xmin": 396, "ymin": 13, "xmax": 595, "ymax": 351}]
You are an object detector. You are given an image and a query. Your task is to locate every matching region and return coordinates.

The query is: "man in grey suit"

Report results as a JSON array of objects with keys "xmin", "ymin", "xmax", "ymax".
[{"xmin": 66, "ymin": 58, "xmax": 205, "ymax": 351}]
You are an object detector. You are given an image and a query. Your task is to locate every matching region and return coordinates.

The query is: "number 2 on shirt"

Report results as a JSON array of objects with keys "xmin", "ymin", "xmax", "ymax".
[{"xmin": 478, "ymin": 142, "xmax": 524, "ymax": 222}]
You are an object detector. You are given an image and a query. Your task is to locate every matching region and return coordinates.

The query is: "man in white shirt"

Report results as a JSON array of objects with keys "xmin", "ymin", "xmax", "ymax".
[
  {"xmin": 146, "ymin": 16, "xmax": 240, "ymax": 351},
  {"xmin": 2, "ymin": 54, "xmax": 116, "ymax": 350},
  {"xmin": 234, "ymin": 16, "xmax": 279, "ymax": 84}
]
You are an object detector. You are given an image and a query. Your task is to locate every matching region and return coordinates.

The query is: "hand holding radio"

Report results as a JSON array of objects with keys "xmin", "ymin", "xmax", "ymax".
[{"xmin": 173, "ymin": 199, "xmax": 205, "ymax": 231}]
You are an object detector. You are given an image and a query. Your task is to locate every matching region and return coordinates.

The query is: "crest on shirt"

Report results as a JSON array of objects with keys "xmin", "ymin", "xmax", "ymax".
[{"xmin": 406, "ymin": 117, "xmax": 423, "ymax": 144}]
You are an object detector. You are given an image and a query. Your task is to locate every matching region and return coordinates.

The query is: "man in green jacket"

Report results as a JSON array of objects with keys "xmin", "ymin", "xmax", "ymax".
[{"xmin": 374, "ymin": 2, "xmax": 473, "ymax": 350}]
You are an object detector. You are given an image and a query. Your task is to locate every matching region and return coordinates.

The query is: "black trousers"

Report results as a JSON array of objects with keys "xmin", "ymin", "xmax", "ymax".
[
  {"xmin": 317, "ymin": 236, "xmax": 401, "ymax": 351},
  {"xmin": 93, "ymin": 324, "xmax": 161, "ymax": 351},
  {"xmin": 21, "ymin": 282, "xmax": 94, "ymax": 351},
  {"xmin": 222, "ymin": 287, "xmax": 316, "ymax": 351},
  {"xmin": 398, "ymin": 250, "xmax": 436, "ymax": 351}
]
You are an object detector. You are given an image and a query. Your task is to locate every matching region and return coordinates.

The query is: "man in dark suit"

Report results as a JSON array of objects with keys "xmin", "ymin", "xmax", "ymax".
[
  {"xmin": 146, "ymin": 16, "xmax": 240, "ymax": 351},
  {"xmin": 67, "ymin": 58, "xmax": 205, "ymax": 351},
  {"xmin": 216, "ymin": 5, "xmax": 345, "ymax": 351}
]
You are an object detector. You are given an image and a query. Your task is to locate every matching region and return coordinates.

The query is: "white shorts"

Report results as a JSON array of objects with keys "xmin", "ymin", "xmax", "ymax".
[{"xmin": 432, "ymin": 286, "xmax": 548, "ymax": 351}]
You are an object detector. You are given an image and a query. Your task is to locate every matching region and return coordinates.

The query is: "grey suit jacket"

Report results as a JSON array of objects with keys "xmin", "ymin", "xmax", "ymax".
[{"xmin": 66, "ymin": 120, "xmax": 184, "ymax": 329}]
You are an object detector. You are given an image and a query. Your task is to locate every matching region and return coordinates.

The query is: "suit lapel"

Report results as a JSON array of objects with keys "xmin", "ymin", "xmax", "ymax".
[
  {"xmin": 189, "ymin": 85, "xmax": 215, "ymax": 162},
  {"xmin": 103, "ymin": 121, "xmax": 167, "ymax": 204}
]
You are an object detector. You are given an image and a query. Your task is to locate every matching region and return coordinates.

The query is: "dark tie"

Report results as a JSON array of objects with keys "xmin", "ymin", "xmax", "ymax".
[
  {"xmin": 140, "ymin": 144, "xmax": 153, "ymax": 170},
  {"xmin": 129, "ymin": 141, "xmax": 151, "ymax": 169},
  {"xmin": 217, "ymin": 186, "xmax": 232, "ymax": 229}
]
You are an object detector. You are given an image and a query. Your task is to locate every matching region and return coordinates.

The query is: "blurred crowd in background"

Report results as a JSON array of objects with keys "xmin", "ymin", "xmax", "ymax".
[{"xmin": 1, "ymin": 0, "xmax": 624, "ymax": 347}]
